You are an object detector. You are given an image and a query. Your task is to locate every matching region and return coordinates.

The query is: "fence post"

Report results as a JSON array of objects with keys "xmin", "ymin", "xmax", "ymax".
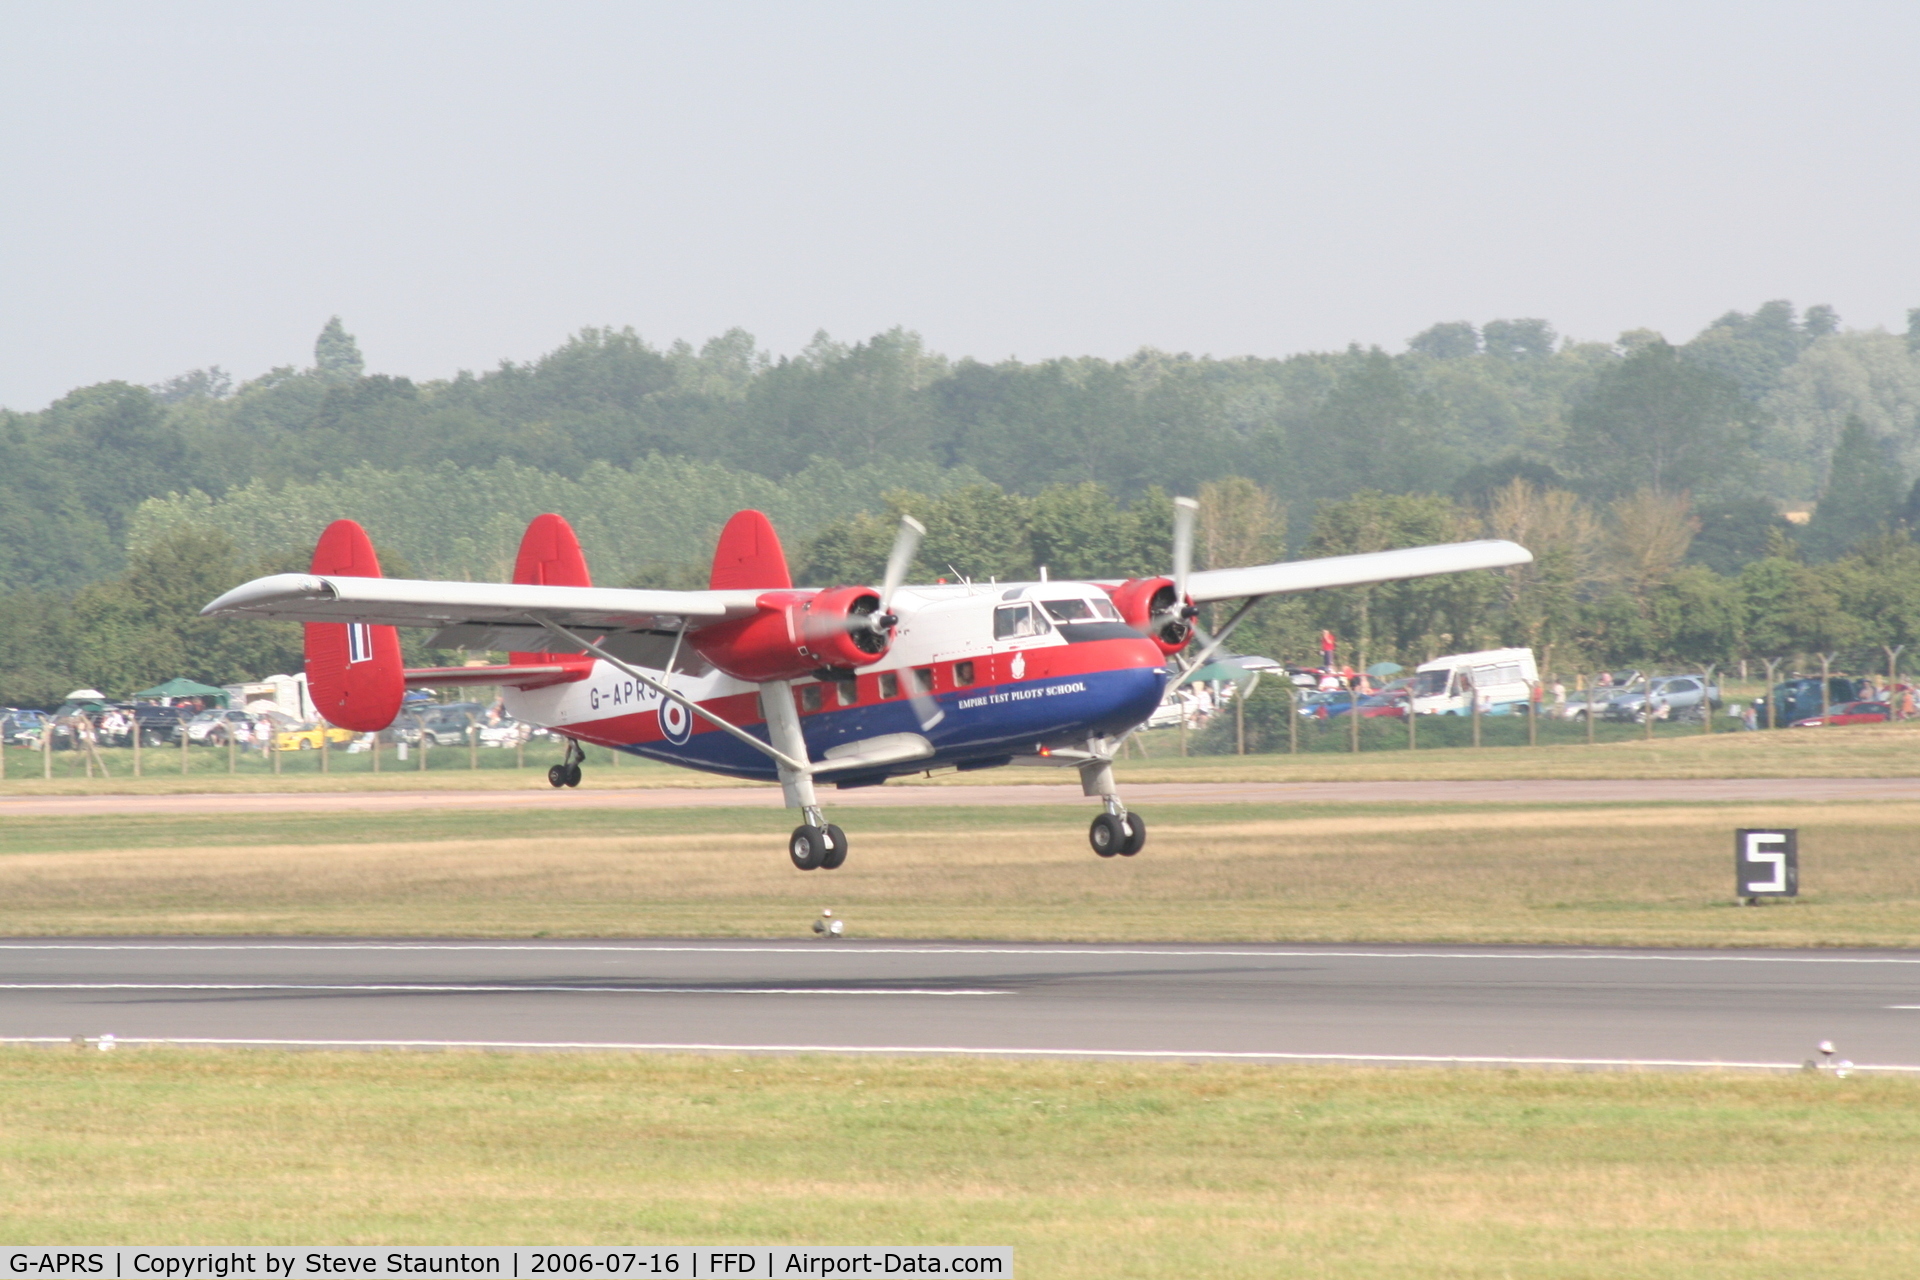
[
  {"xmin": 1235, "ymin": 688, "xmax": 1246, "ymax": 756},
  {"xmin": 132, "ymin": 721, "xmax": 141, "ymax": 777},
  {"xmin": 1471, "ymin": 690, "xmax": 1481, "ymax": 748},
  {"xmin": 43, "ymin": 722, "xmax": 52, "ymax": 779},
  {"xmin": 469, "ymin": 719, "xmax": 478, "ymax": 770},
  {"xmin": 1644, "ymin": 671, "xmax": 1656, "ymax": 742},
  {"xmin": 1701, "ymin": 664, "xmax": 1718, "ymax": 736},
  {"xmin": 1887, "ymin": 645, "xmax": 1906, "ymax": 720},
  {"xmin": 373, "ymin": 733, "xmax": 382, "ymax": 773},
  {"xmin": 180, "ymin": 723, "xmax": 189, "ymax": 775},
  {"xmin": 1582, "ymin": 674, "xmax": 1594, "ymax": 746},
  {"xmin": 1288, "ymin": 683, "xmax": 1298, "ymax": 754},
  {"xmin": 1349, "ymin": 683, "xmax": 1360, "ymax": 754},
  {"xmin": 1819, "ymin": 653, "xmax": 1834, "ymax": 726},
  {"xmin": 1527, "ymin": 686, "xmax": 1537, "ymax": 748},
  {"xmin": 1407, "ymin": 700, "xmax": 1416, "ymax": 751},
  {"xmin": 515, "ymin": 734, "xmax": 524, "ymax": 770},
  {"xmin": 1761, "ymin": 657, "xmax": 1785, "ymax": 728},
  {"xmin": 271, "ymin": 733, "xmax": 281, "ymax": 775}
]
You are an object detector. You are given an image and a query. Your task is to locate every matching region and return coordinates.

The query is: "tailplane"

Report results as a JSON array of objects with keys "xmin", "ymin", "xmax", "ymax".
[{"xmin": 304, "ymin": 520, "xmax": 405, "ymax": 731}]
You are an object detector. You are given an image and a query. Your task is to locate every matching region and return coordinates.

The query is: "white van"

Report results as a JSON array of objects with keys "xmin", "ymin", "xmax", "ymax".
[{"xmin": 1410, "ymin": 647, "xmax": 1538, "ymax": 716}]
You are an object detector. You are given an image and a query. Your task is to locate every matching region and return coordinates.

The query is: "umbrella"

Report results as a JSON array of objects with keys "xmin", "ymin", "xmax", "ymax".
[{"xmin": 1367, "ymin": 662, "xmax": 1404, "ymax": 677}]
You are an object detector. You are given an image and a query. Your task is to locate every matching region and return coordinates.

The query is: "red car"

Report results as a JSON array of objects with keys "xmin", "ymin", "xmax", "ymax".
[{"xmin": 1789, "ymin": 701, "xmax": 1891, "ymax": 728}]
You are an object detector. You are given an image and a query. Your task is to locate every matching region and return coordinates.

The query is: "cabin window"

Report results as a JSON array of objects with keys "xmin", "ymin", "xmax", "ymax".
[
  {"xmin": 1040, "ymin": 598, "xmax": 1095, "ymax": 623},
  {"xmin": 835, "ymin": 679, "xmax": 858, "ymax": 707},
  {"xmin": 1091, "ymin": 597, "xmax": 1121, "ymax": 621},
  {"xmin": 993, "ymin": 603, "xmax": 1050, "ymax": 639},
  {"xmin": 913, "ymin": 667, "xmax": 936, "ymax": 694},
  {"xmin": 799, "ymin": 684, "xmax": 823, "ymax": 712},
  {"xmin": 878, "ymin": 671, "xmax": 900, "ymax": 699},
  {"xmin": 954, "ymin": 660, "xmax": 976, "ymax": 686}
]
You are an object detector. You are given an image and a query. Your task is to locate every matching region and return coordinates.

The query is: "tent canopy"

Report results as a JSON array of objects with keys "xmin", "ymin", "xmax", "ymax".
[{"xmin": 132, "ymin": 677, "xmax": 230, "ymax": 706}]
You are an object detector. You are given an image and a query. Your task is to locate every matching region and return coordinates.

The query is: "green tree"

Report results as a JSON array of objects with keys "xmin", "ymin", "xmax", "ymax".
[
  {"xmin": 1802, "ymin": 415, "xmax": 1903, "ymax": 560},
  {"xmin": 1564, "ymin": 342, "xmax": 1749, "ymax": 498},
  {"xmin": 314, "ymin": 316, "xmax": 365, "ymax": 380}
]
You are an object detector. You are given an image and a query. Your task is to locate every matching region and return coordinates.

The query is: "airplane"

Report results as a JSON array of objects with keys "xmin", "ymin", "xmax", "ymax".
[{"xmin": 202, "ymin": 500, "xmax": 1530, "ymax": 869}]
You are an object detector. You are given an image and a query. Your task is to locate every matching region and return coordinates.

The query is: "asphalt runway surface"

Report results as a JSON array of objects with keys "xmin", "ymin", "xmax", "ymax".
[
  {"xmin": 6, "ymin": 776, "xmax": 1920, "ymax": 816},
  {"xmin": 5, "ymin": 939, "xmax": 1919, "ymax": 1071}
]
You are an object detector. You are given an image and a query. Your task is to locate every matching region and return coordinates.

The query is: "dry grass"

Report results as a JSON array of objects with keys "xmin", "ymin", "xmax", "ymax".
[
  {"xmin": 1, "ymin": 1048, "xmax": 1917, "ymax": 1276},
  {"xmin": 4, "ymin": 800, "xmax": 1919, "ymax": 946}
]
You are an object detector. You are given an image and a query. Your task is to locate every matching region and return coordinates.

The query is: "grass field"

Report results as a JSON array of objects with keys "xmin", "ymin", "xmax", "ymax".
[
  {"xmin": 2, "ymin": 1048, "xmax": 1916, "ymax": 1276},
  {"xmin": 5, "ymin": 799, "xmax": 1919, "ymax": 946},
  {"xmin": 3, "ymin": 720, "xmax": 1917, "ymax": 796}
]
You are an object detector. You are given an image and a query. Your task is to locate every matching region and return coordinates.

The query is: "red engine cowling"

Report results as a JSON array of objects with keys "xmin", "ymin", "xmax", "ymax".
[
  {"xmin": 1105, "ymin": 577, "xmax": 1195, "ymax": 656},
  {"xmin": 690, "ymin": 586, "xmax": 890, "ymax": 683}
]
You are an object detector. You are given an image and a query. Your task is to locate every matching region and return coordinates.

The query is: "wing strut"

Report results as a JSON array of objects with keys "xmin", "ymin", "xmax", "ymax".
[
  {"xmin": 529, "ymin": 614, "xmax": 808, "ymax": 774},
  {"xmin": 1166, "ymin": 596, "xmax": 1264, "ymax": 694}
]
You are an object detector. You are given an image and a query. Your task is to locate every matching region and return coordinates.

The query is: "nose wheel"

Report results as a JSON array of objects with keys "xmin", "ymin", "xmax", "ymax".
[{"xmin": 1089, "ymin": 811, "xmax": 1146, "ymax": 857}]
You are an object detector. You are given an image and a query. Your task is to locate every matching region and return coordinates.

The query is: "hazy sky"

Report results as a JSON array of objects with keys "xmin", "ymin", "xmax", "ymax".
[{"xmin": 4, "ymin": 2, "xmax": 1918, "ymax": 410}]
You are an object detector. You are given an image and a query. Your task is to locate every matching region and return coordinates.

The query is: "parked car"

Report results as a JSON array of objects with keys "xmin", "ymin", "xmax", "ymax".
[
  {"xmin": 1755, "ymin": 677, "xmax": 1869, "ymax": 728},
  {"xmin": 1, "ymin": 709, "xmax": 49, "ymax": 747},
  {"xmin": 1555, "ymin": 671, "xmax": 1642, "ymax": 719},
  {"xmin": 1603, "ymin": 674, "xmax": 1722, "ymax": 722},
  {"xmin": 1790, "ymin": 700, "xmax": 1891, "ymax": 728},
  {"xmin": 478, "ymin": 715, "xmax": 547, "ymax": 747},
  {"xmin": 273, "ymin": 721, "xmax": 358, "ymax": 751},
  {"xmin": 182, "ymin": 708, "xmax": 259, "ymax": 745},
  {"xmin": 1320, "ymin": 691, "xmax": 1409, "ymax": 720}
]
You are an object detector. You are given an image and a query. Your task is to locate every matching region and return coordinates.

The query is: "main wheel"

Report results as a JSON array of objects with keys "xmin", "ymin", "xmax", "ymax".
[
  {"xmin": 820, "ymin": 823, "xmax": 849, "ymax": 870},
  {"xmin": 548, "ymin": 764, "xmax": 567, "ymax": 788},
  {"xmin": 563, "ymin": 763, "xmax": 583, "ymax": 787},
  {"xmin": 789, "ymin": 825, "xmax": 826, "ymax": 871},
  {"xmin": 1119, "ymin": 811, "xmax": 1147, "ymax": 856},
  {"xmin": 1089, "ymin": 813, "xmax": 1126, "ymax": 857},
  {"xmin": 297, "ymin": 739, "xmax": 313, "ymax": 751}
]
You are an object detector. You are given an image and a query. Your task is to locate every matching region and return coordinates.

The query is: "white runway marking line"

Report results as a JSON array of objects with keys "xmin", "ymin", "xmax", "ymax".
[
  {"xmin": 0, "ymin": 983, "xmax": 1007, "ymax": 996},
  {"xmin": 1, "ymin": 1034, "xmax": 1916, "ymax": 1073},
  {"xmin": 5, "ymin": 942, "xmax": 1920, "ymax": 965}
]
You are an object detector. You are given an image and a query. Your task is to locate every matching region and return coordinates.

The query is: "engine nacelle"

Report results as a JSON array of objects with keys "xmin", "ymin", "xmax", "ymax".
[
  {"xmin": 690, "ymin": 586, "xmax": 889, "ymax": 683},
  {"xmin": 1105, "ymin": 577, "xmax": 1195, "ymax": 656}
]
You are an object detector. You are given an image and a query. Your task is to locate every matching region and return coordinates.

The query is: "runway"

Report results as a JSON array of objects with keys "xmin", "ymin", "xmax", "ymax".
[
  {"xmin": 5, "ymin": 939, "xmax": 1919, "ymax": 1071},
  {"xmin": 5, "ymin": 776, "xmax": 1919, "ymax": 816}
]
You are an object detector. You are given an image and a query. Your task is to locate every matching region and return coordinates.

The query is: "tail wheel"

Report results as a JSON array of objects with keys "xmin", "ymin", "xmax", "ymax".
[
  {"xmin": 790, "ymin": 825, "xmax": 826, "ymax": 871},
  {"xmin": 1089, "ymin": 813, "xmax": 1126, "ymax": 857},
  {"xmin": 820, "ymin": 824, "xmax": 849, "ymax": 870},
  {"xmin": 1119, "ymin": 812, "xmax": 1147, "ymax": 856}
]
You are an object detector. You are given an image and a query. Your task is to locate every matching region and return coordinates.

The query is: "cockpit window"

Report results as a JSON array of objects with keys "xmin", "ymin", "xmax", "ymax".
[
  {"xmin": 993, "ymin": 603, "xmax": 1052, "ymax": 639},
  {"xmin": 1040, "ymin": 597, "xmax": 1123, "ymax": 623}
]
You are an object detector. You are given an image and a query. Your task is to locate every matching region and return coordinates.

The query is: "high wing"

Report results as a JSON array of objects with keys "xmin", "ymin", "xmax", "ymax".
[
  {"xmin": 1187, "ymin": 539, "xmax": 1531, "ymax": 603},
  {"xmin": 201, "ymin": 572, "xmax": 764, "ymax": 655}
]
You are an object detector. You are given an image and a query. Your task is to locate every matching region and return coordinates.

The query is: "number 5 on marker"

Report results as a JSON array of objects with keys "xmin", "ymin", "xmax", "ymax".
[{"xmin": 1735, "ymin": 828, "xmax": 1798, "ymax": 898}]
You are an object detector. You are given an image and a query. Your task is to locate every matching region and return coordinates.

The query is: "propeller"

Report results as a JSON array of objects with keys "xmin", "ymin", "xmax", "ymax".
[
  {"xmin": 1150, "ymin": 497, "xmax": 1201, "ymax": 647},
  {"xmin": 845, "ymin": 514, "xmax": 944, "ymax": 729}
]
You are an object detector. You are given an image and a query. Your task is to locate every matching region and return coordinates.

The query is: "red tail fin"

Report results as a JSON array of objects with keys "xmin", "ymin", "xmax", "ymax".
[
  {"xmin": 511, "ymin": 513, "xmax": 594, "ymax": 668},
  {"xmin": 710, "ymin": 510, "xmax": 792, "ymax": 590},
  {"xmin": 304, "ymin": 520, "xmax": 404, "ymax": 731}
]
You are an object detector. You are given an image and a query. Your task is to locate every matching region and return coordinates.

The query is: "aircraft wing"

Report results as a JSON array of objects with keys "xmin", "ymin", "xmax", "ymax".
[
  {"xmin": 200, "ymin": 573, "xmax": 765, "ymax": 633},
  {"xmin": 1187, "ymin": 539, "xmax": 1532, "ymax": 603}
]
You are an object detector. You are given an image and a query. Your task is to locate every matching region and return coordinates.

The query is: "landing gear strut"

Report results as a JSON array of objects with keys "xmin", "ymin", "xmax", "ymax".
[
  {"xmin": 1081, "ymin": 756, "xmax": 1147, "ymax": 858},
  {"xmin": 547, "ymin": 738, "xmax": 584, "ymax": 788}
]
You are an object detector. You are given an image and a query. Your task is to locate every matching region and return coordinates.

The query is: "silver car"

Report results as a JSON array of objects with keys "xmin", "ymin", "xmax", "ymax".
[{"xmin": 1604, "ymin": 675, "xmax": 1722, "ymax": 722}]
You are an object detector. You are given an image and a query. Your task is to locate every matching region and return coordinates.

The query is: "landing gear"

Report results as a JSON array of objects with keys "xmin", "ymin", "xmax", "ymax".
[
  {"xmin": 790, "ymin": 822, "xmax": 848, "ymax": 871},
  {"xmin": 548, "ymin": 740, "xmax": 584, "ymax": 788},
  {"xmin": 1088, "ymin": 811, "xmax": 1146, "ymax": 857},
  {"xmin": 1080, "ymin": 754, "xmax": 1147, "ymax": 859}
]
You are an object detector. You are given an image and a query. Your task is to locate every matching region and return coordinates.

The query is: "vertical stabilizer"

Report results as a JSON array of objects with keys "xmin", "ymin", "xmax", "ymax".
[
  {"xmin": 511, "ymin": 513, "xmax": 595, "ymax": 668},
  {"xmin": 305, "ymin": 520, "xmax": 405, "ymax": 731},
  {"xmin": 710, "ymin": 510, "xmax": 792, "ymax": 590}
]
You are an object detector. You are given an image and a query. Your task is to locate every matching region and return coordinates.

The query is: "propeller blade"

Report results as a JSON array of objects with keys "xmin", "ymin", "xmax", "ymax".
[
  {"xmin": 878, "ymin": 515, "xmax": 925, "ymax": 620},
  {"xmin": 1171, "ymin": 496, "xmax": 1197, "ymax": 607},
  {"xmin": 907, "ymin": 684, "xmax": 945, "ymax": 731}
]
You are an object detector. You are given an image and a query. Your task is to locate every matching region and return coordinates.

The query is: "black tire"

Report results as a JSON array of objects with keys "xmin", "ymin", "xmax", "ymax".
[
  {"xmin": 1089, "ymin": 813, "xmax": 1126, "ymax": 858},
  {"xmin": 297, "ymin": 739, "xmax": 313, "ymax": 751},
  {"xmin": 820, "ymin": 823, "xmax": 849, "ymax": 870},
  {"xmin": 1119, "ymin": 811, "xmax": 1147, "ymax": 856},
  {"xmin": 789, "ymin": 825, "xmax": 825, "ymax": 871},
  {"xmin": 563, "ymin": 763, "xmax": 583, "ymax": 788},
  {"xmin": 548, "ymin": 764, "xmax": 567, "ymax": 788}
]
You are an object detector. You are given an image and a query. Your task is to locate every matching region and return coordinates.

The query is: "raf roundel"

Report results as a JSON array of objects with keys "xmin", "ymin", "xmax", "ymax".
[{"xmin": 658, "ymin": 697, "xmax": 694, "ymax": 745}]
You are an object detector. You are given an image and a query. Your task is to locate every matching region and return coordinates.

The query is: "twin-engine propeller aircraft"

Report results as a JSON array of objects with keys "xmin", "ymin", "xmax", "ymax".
[{"xmin": 204, "ymin": 502, "xmax": 1530, "ymax": 869}]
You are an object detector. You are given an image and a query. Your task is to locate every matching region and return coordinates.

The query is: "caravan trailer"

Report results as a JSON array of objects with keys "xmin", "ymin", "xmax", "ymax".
[{"xmin": 1410, "ymin": 647, "xmax": 1538, "ymax": 716}]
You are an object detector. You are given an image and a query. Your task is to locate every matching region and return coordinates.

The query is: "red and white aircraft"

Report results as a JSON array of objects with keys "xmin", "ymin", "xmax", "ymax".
[{"xmin": 204, "ymin": 502, "xmax": 1529, "ymax": 868}]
